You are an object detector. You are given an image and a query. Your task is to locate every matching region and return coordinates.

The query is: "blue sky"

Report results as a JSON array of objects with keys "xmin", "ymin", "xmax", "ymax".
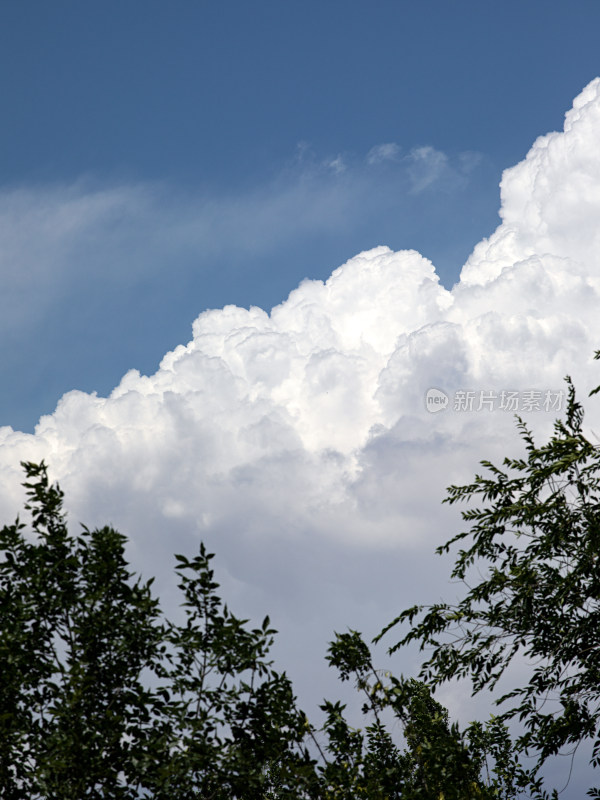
[{"xmin": 2, "ymin": 0, "xmax": 600, "ymax": 432}]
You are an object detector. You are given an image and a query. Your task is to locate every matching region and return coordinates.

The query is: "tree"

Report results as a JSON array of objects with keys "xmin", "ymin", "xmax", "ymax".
[
  {"xmin": 0, "ymin": 461, "xmax": 317, "ymax": 799},
  {"xmin": 319, "ymin": 630, "xmax": 531, "ymax": 799},
  {"xmin": 378, "ymin": 362, "xmax": 600, "ymax": 798},
  {"xmin": 0, "ymin": 461, "xmax": 528, "ymax": 798}
]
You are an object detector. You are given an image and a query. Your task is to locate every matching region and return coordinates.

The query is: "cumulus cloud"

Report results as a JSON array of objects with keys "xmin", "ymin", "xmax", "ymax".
[
  {"xmin": 461, "ymin": 78, "xmax": 600, "ymax": 287},
  {"xmin": 1, "ymin": 80, "xmax": 600, "ymax": 778}
]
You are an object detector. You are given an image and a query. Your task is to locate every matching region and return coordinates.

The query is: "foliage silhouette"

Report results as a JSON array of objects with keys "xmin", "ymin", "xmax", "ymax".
[
  {"xmin": 0, "ymin": 462, "xmax": 531, "ymax": 798},
  {"xmin": 379, "ymin": 357, "xmax": 600, "ymax": 798}
]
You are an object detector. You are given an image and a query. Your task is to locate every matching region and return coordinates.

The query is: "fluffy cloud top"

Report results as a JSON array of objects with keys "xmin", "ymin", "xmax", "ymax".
[
  {"xmin": 462, "ymin": 77, "xmax": 600, "ymax": 286},
  {"xmin": 2, "ymin": 80, "xmax": 600, "ymax": 784}
]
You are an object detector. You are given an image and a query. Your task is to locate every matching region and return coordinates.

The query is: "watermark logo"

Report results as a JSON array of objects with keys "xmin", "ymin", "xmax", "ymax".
[
  {"xmin": 425, "ymin": 388, "xmax": 564, "ymax": 414},
  {"xmin": 425, "ymin": 387, "xmax": 449, "ymax": 413}
]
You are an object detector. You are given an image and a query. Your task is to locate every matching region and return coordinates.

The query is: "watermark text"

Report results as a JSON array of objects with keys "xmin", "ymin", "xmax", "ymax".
[{"xmin": 425, "ymin": 388, "xmax": 564, "ymax": 414}]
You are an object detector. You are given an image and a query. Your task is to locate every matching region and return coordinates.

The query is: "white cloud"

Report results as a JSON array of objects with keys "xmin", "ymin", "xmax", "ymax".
[
  {"xmin": 326, "ymin": 155, "xmax": 346, "ymax": 174},
  {"xmin": 1, "ymin": 79, "xmax": 600, "ymax": 780},
  {"xmin": 366, "ymin": 142, "xmax": 400, "ymax": 164},
  {"xmin": 461, "ymin": 77, "xmax": 600, "ymax": 287},
  {"xmin": 406, "ymin": 145, "xmax": 451, "ymax": 192}
]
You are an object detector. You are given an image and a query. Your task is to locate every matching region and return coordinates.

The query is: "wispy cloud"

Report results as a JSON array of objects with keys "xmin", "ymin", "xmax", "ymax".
[
  {"xmin": 406, "ymin": 145, "xmax": 450, "ymax": 192},
  {"xmin": 0, "ymin": 140, "xmax": 485, "ymax": 339},
  {"xmin": 366, "ymin": 142, "xmax": 400, "ymax": 164}
]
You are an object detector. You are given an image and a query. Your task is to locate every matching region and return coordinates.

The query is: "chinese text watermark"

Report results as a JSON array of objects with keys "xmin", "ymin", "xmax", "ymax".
[{"xmin": 425, "ymin": 388, "xmax": 564, "ymax": 414}]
